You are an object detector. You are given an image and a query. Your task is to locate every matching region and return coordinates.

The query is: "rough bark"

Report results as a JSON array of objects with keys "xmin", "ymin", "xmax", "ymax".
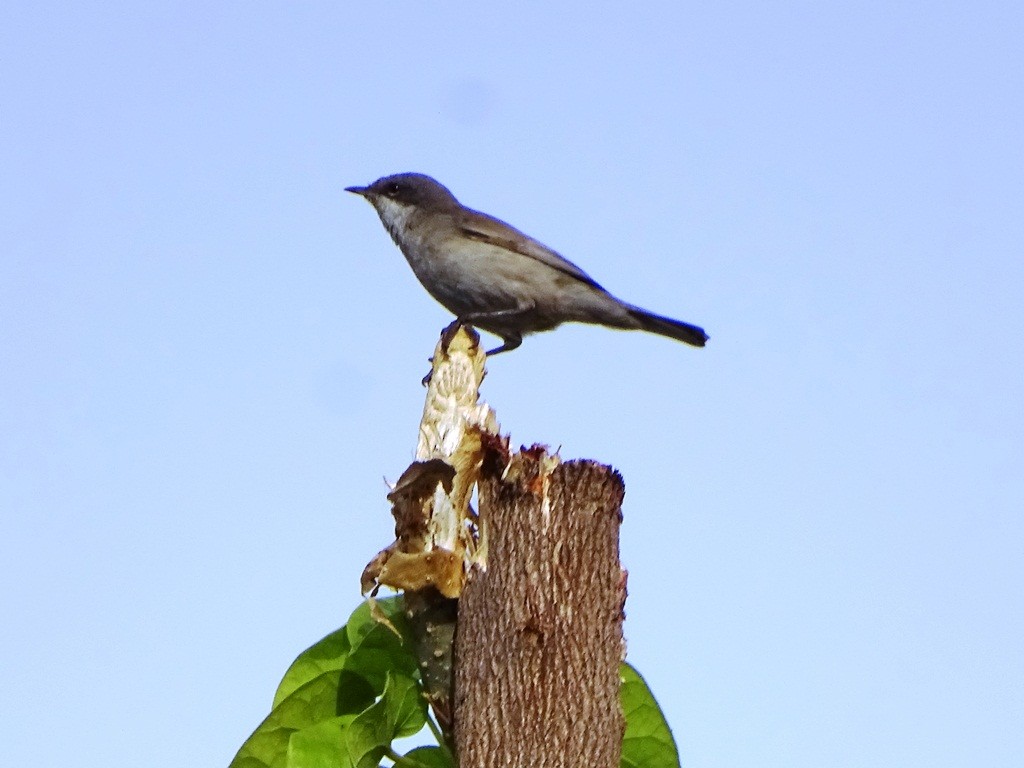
[{"xmin": 454, "ymin": 447, "xmax": 627, "ymax": 768}]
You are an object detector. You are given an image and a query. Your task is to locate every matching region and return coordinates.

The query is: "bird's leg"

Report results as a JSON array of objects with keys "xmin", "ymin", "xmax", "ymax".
[
  {"xmin": 457, "ymin": 301, "xmax": 533, "ymax": 357},
  {"xmin": 483, "ymin": 333, "xmax": 522, "ymax": 356}
]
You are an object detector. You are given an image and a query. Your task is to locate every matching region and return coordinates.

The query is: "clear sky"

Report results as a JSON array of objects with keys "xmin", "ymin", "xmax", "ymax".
[{"xmin": 2, "ymin": 2, "xmax": 1022, "ymax": 766}]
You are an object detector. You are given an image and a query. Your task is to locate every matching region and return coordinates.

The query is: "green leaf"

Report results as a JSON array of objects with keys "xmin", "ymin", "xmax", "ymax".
[
  {"xmin": 231, "ymin": 672, "xmax": 359, "ymax": 768},
  {"xmin": 274, "ymin": 598, "xmax": 417, "ymax": 709},
  {"xmin": 232, "ymin": 598, "xmax": 428, "ymax": 768},
  {"xmin": 345, "ymin": 673, "xmax": 428, "ymax": 767},
  {"xmin": 274, "ymin": 627, "xmax": 351, "ymax": 708},
  {"xmin": 394, "ymin": 746, "xmax": 454, "ymax": 768},
  {"xmin": 345, "ymin": 597, "xmax": 409, "ymax": 652},
  {"xmin": 620, "ymin": 663, "xmax": 680, "ymax": 768},
  {"xmin": 344, "ymin": 599, "xmax": 419, "ymax": 690},
  {"xmin": 344, "ymin": 647, "xmax": 416, "ymax": 694},
  {"xmin": 386, "ymin": 675, "xmax": 428, "ymax": 739},
  {"xmin": 232, "ymin": 669, "xmax": 429, "ymax": 768},
  {"xmin": 286, "ymin": 716, "xmax": 356, "ymax": 768}
]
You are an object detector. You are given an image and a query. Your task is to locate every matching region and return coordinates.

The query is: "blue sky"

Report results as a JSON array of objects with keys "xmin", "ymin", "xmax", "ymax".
[{"xmin": 2, "ymin": 2, "xmax": 1022, "ymax": 766}]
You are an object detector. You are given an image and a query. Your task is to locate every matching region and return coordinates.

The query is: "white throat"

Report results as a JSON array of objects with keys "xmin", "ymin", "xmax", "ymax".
[{"xmin": 372, "ymin": 197, "xmax": 418, "ymax": 247}]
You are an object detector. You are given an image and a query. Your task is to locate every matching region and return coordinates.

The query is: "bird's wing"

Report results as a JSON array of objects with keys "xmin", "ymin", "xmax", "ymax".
[{"xmin": 455, "ymin": 208, "xmax": 605, "ymax": 290}]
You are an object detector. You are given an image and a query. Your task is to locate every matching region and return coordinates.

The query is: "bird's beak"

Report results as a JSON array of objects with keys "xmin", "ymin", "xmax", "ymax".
[{"xmin": 345, "ymin": 185, "xmax": 370, "ymax": 196}]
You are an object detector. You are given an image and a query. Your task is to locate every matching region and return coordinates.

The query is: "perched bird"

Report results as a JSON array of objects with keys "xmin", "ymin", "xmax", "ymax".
[{"xmin": 346, "ymin": 173, "xmax": 708, "ymax": 355}]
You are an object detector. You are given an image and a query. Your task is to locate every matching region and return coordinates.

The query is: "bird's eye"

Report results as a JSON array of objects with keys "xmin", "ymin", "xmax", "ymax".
[{"xmin": 387, "ymin": 182, "xmax": 402, "ymax": 195}]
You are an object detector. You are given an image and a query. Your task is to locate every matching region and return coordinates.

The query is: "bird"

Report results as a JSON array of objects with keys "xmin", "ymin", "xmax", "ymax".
[{"xmin": 345, "ymin": 173, "xmax": 708, "ymax": 356}]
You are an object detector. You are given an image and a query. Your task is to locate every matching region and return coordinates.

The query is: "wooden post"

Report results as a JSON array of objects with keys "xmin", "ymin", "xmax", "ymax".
[
  {"xmin": 454, "ymin": 449, "xmax": 627, "ymax": 767},
  {"xmin": 363, "ymin": 324, "xmax": 627, "ymax": 766}
]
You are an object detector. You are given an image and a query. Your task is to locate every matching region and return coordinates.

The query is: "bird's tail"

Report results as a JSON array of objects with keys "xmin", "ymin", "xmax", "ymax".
[{"xmin": 626, "ymin": 306, "xmax": 708, "ymax": 348}]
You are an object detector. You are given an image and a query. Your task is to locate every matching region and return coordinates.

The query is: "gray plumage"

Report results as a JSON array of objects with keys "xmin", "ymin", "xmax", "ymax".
[{"xmin": 346, "ymin": 173, "xmax": 708, "ymax": 355}]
